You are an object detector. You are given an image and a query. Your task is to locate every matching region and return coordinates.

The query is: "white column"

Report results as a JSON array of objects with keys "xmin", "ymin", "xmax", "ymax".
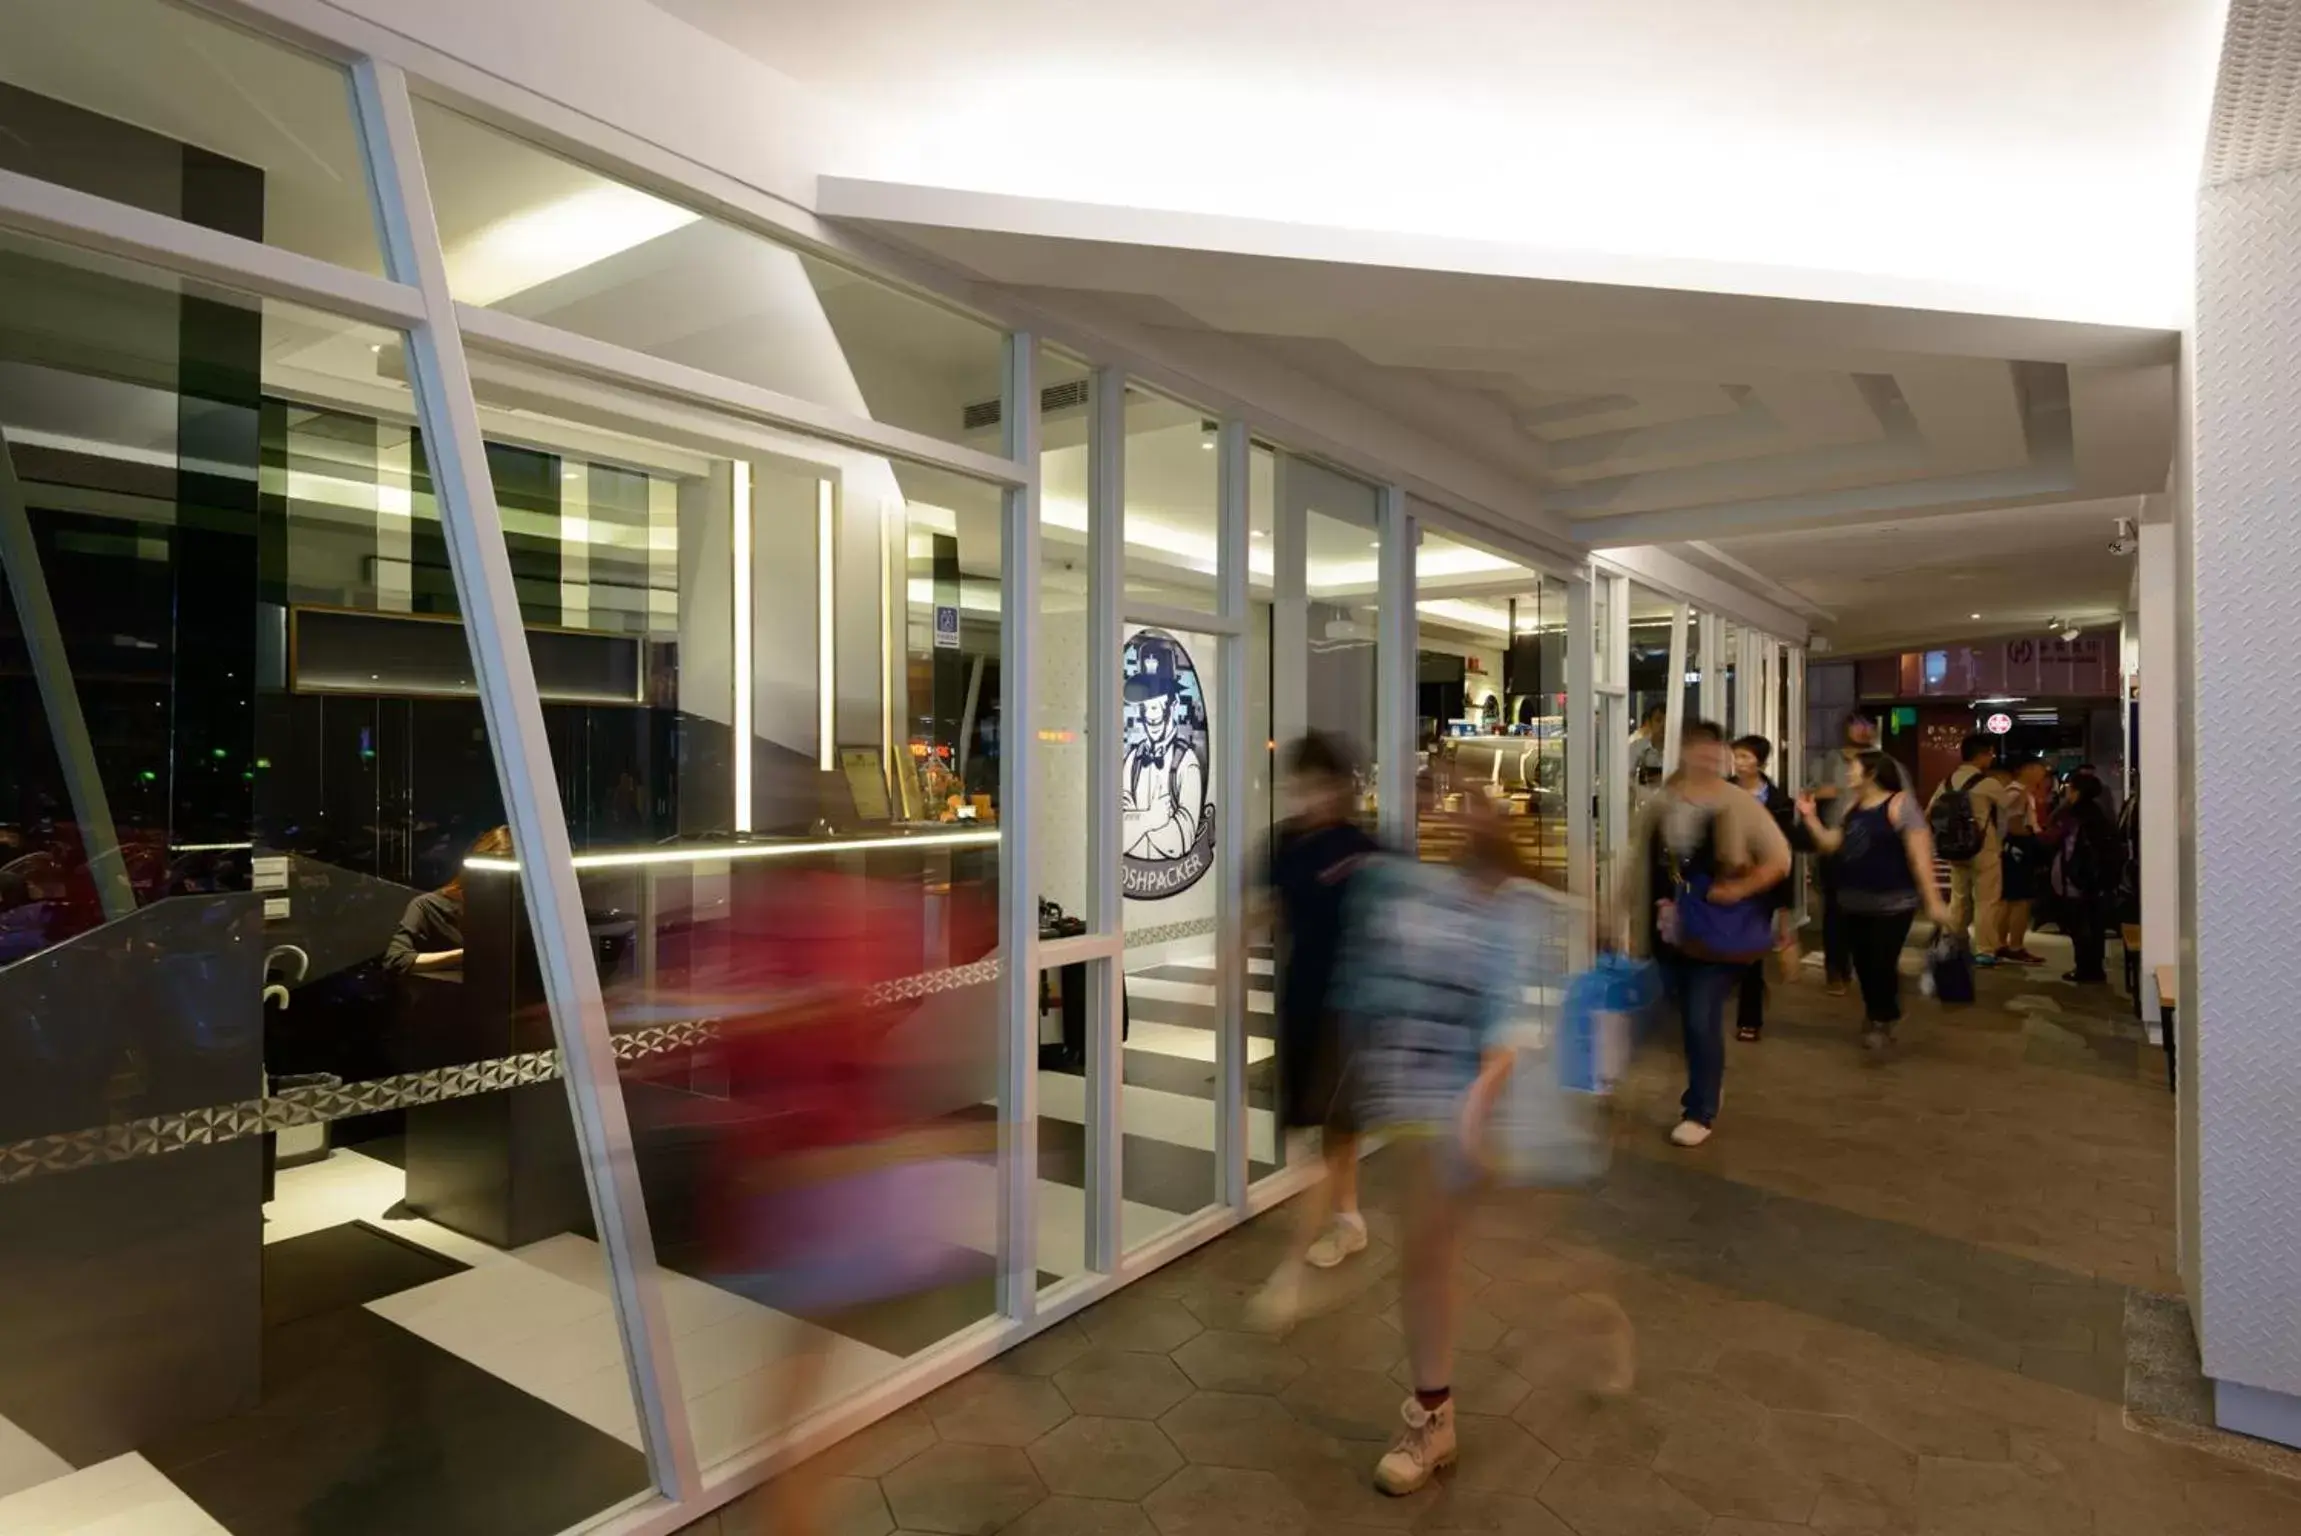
[
  {"xmin": 1697, "ymin": 610, "xmax": 1723, "ymax": 726},
  {"xmin": 1214, "ymin": 418, "xmax": 1250, "ymax": 1209},
  {"xmin": 1376, "ymin": 488, "xmax": 1417, "ymax": 848},
  {"xmin": 1272, "ymin": 454, "xmax": 1309, "ymax": 757},
  {"xmin": 1566, "ymin": 574, "xmax": 1595, "ymax": 922},
  {"xmin": 349, "ymin": 59, "xmax": 698, "ymax": 1497},
  {"xmin": 997, "ymin": 335, "xmax": 1041, "ymax": 1318},
  {"xmin": 2188, "ymin": 114, "xmax": 2301, "ymax": 1447},
  {"xmin": 1661, "ymin": 601, "xmax": 1690, "ymax": 777},
  {"xmin": 1085, "ymin": 367, "xmax": 1125, "ymax": 1272}
]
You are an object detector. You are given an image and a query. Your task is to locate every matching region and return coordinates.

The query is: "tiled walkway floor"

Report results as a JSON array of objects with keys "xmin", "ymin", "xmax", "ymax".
[{"xmin": 694, "ymin": 957, "xmax": 2301, "ymax": 1535}]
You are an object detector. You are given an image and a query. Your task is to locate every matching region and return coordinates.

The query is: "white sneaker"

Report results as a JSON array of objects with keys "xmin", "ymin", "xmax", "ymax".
[
  {"xmin": 1246, "ymin": 1260, "xmax": 1303, "ymax": 1333},
  {"xmin": 1305, "ymin": 1212, "xmax": 1369, "ymax": 1270},
  {"xmin": 1374, "ymin": 1396, "xmax": 1457, "ymax": 1495},
  {"xmin": 1669, "ymin": 1119, "xmax": 1713, "ymax": 1148}
]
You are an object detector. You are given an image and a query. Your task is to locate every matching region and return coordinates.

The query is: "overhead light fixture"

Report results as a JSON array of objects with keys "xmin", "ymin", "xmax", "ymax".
[{"xmin": 1970, "ymin": 612, "xmax": 1981, "ymax": 620}]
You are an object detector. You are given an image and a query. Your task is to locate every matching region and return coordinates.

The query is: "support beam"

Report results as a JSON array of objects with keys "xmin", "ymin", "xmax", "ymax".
[
  {"xmin": 998, "ymin": 334, "xmax": 1043, "ymax": 1315},
  {"xmin": 1376, "ymin": 488, "xmax": 1417, "ymax": 849}
]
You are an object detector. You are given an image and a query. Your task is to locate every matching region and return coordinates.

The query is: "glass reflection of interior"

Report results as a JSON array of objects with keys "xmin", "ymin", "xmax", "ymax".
[
  {"xmin": 1414, "ymin": 536, "xmax": 1572, "ymax": 890},
  {"xmin": 0, "ymin": 231, "xmax": 657, "ymax": 1530},
  {"xmin": 0, "ymin": 26, "xmax": 1009, "ymax": 1529}
]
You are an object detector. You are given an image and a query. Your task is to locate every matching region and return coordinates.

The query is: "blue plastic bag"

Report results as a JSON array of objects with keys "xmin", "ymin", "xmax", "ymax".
[{"xmin": 1558, "ymin": 954, "xmax": 1660, "ymax": 1094}]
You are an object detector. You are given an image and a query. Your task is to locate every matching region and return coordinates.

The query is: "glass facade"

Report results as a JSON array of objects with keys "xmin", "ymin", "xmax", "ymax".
[
  {"xmin": 1414, "ymin": 534, "xmax": 1571, "ymax": 889},
  {"xmin": 0, "ymin": 8, "xmax": 1769, "ymax": 1531},
  {"xmin": 0, "ymin": 233, "xmax": 650, "ymax": 1533}
]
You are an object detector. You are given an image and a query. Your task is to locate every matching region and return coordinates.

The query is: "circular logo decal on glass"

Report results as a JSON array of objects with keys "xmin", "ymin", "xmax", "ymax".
[{"xmin": 1122, "ymin": 628, "xmax": 1215, "ymax": 899}]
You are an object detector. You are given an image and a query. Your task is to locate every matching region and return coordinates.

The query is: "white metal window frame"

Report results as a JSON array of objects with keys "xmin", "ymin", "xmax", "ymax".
[{"xmin": 0, "ymin": 6, "xmax": 1697, "ymax": 1533}]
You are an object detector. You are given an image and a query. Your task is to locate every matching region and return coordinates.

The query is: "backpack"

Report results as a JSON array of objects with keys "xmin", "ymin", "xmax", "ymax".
[{"xmin": 1928, "ymin": 769, "xmax": 1990, "ymax": 862}]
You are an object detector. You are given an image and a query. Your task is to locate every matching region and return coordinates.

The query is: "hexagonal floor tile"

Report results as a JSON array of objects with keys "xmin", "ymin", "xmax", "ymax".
[
  {"xmin": 1711, "ymin": 1348, "xmax": 1852, "ymax": 1415},
  {"xmin": 1650, "ymin": 1418, "xmax": 1820, "ymax": 1525},
  {"xmin": 812, "ymin": 1405, "xmax": 939, "ymax": 1479},
  {"xmin": 1171, "ymin": 1330, "xmax": 1308, "ymax": 1394},
  {"xmin": 1280, "ymin": 1365, "xmax": 1405, "ymax": 1441},
  {"xmin": 995, "ymin": 1319, "xmax": 1097, "ymax": 1379},
  {"xmin": 924, "ymin": 1371, "xmax": 1074, "ymax": 1447},
  {"xmin": 1447, "ymin": 1412, "xmax": 1561, "ymax": 1498},
  {"xmin": 1158, "ymin": 1391, "xmax": 1333, "ymax": 1471},
  {"xmin": 1284, "ymin": 1311, "xmax": 1407, "ymax": 1374},
  {"xmin": 1416, "ymin": 1486, "xmax": 1574, "ymax": 1534},
  {"xmin": 1054, "ymin": 1347, "xmax": 1196, "ymax": 1420},
  {"xmin": 1141, "ymin": 1464, "xmax": 1309, "ymax": 1536},
  {"xmin": 1027, "ymin": 1416, "xmax": 1185, "ymax": 1501},
  {"xmin": 882, "ymin": 1442, "xmax": 1046, "ymax": 1534},
  {"xmin": 1075, "ymin": 1293, "xmax": 1206, "ymax": 1354},
  {"xmin": 1537, "ymin": 1460, "xmax": 1708, "ymax": 1536},
  {"xmin": 995, "ymin": 1495, "xmax": 1160, "ymax": 1536}
]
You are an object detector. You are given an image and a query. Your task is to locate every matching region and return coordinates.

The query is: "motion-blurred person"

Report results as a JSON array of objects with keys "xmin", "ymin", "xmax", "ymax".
[
  {"xmin": 1618, "ymin": 721, "xmax": 1790, "ymax": 1145},
  {"xmin": 700, "ymin": 866, "xmax": 996, "ymax": 1536},
  {"xmin": 1929, "ymin": 732, "xmax": 2002, "ymax": 964},
  {"xmin": 1250, "ymin": 731, "xmax": 1381, "ymax": 1330},
  {"xmin": 1796, "ymin": 753, "xmax": 1955, "ymax": 1052},
  {"xmin": 1729, "ymin": 735, "xmax": 1797, "ymax": 1042},
  {"xmin": 382, "ymin": 825, "xmax": 511, "ymax": 973},
  {"xmin": 1339, "ymin": 796, "xmax": 1529, "ymax": 1494},
  {"xmin": 2044, "ymin": 773, "xmax": 2123, "ymax": 984},
  {"xmin": 1806, "ymin": 713, "xmax": 1878, "ymax": 995}
]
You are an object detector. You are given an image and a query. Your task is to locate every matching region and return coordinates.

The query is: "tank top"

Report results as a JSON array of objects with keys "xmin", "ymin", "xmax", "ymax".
[{"xmin": 1838, "ymin": 797, "xmax": 1918, "ymax": 913}]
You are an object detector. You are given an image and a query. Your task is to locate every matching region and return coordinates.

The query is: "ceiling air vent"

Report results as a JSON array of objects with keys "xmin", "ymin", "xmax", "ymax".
[{"xmin": 960, "ymin": 378, "xmax": 1093, "ymax": 433}]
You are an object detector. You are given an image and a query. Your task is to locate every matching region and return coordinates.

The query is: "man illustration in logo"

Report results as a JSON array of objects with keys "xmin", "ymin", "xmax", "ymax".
[{"xmin": 1123, "ymin": 634, "xmax": 1209, "ymax": 866}]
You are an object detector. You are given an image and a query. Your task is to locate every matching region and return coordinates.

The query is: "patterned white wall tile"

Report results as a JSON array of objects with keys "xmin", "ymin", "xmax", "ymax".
[{"xmin": 2191, "ymin": 155, "xmax": 2301, "ymax": 1397}]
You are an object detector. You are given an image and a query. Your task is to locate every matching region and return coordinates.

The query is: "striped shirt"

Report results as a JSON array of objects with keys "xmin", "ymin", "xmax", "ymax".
[{"xmin": 1337, "ymin": 855, "xmax": 1535, "ymax": 1129}]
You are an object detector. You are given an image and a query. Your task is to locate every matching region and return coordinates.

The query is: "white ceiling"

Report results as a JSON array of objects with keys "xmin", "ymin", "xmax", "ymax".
[
  {"xmin": 655, "ymin": 0, "xmax": 2227, "ymax": 326},
  {"xmin": 3, "ymin": 0, "xmax": 2190, "ymax": 653},
  {"xmin": 650, "ymin": 0, "xmax": 2209, "ymax": 650}
]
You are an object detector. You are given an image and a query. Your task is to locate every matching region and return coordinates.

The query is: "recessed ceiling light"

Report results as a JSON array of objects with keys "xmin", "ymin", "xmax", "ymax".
[
  {"xmin": 1199, "ymin": 441, "xmax": 1214, "ymax": 451},
  {"xmin": 1970, "ymin": 612, "xmax": 1981, "ymax": 619}
]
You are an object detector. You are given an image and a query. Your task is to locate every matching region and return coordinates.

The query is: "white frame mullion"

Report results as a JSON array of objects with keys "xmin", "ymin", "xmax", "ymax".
[
  {"xmin": 1601, "ymin": 571, "xmax": 1631, "ymax": 867},
  {"xmin": 0, "ymin": 165, "xmax": 425, "ymax": 328},
  {"xmin": 1786, "ymin": 644, "xmax": 1810, "ymax": 927},
  {"xmin": 1086, "ymin": 364, "xmax": 1125, "ymax": 1272},
  {"xmin": 348, "ymin": 58, "xmax": 700, "ymax": 1500},
  {"xmin": 1376, "ymin": 487, "xmax": 1417, "ymax": 849},
  {"xmin": 1272, "ymin": 453, "xmax": 1310, "ymax": 762},
  {"xmin": 998, "ymin": 334, "xmax": 1043, "ymax": 1319},
  {"xmin": 1567, "ymin": 573, "xmax": 1596, "ymax": 919},
  {"xmin": 1662, "ymin": 601, "xmax": 1691, "ymax": 778},
  {"xmin": 1214, "ymin": 417, "xmax": 1251, "ymax": 1210},
  {"xmin": 1697, "ymin": 610, "xmax": 1724, "ymax": 727},
  {"xmin": 1126, "ymin": 599, "xmax": 1244, "ymax": 637},
  {"xmin": 458, "ymin": 303, "xmax": 1026, "ymax": 489}
]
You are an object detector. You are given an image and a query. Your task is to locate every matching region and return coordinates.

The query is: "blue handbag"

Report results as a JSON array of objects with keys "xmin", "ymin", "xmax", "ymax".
[
  {"xmin": 1674, "ymin": 869, "xmax": 1776, "ymax": 963},
  {"xmin": 1559, "ymin": 954, "xmax": 1660, "ymax": 1093}
]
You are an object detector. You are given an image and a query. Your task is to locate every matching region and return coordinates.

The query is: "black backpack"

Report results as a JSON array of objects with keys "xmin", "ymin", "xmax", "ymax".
[{"xmin": 1929, "ymin": 770, "xmax": 1989, "ymax": 862}]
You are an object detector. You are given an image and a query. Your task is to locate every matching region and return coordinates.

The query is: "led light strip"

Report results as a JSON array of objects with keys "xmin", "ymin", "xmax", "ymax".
[
  {"xmin": 817, "ymin": 477, "xmax": 836, "ymax": 771},
  {"xmin": 732, "ymin": 459, "xmax": 754, "ymax": 832},
  {"xmin": 463, "ymin": 828, "xmax": 998, "ymax": 873}
]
